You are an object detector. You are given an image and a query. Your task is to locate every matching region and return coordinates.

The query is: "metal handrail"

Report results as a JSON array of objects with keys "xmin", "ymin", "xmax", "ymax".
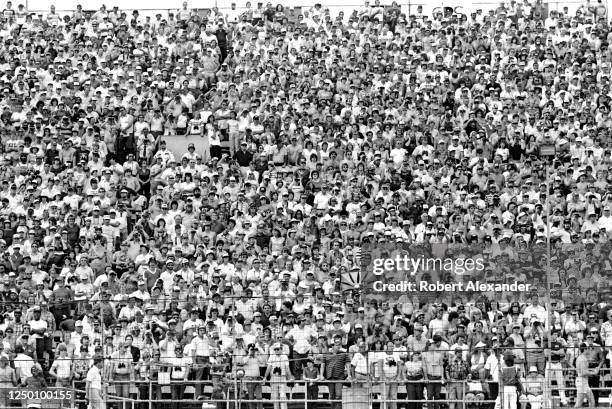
[
  {"xmin": 68, "ymin": 377, "xmax": 537, "ymax": 405},
  {"xmin": 62, "ymin": 365, "xmax": 612, "ymax": 409}
]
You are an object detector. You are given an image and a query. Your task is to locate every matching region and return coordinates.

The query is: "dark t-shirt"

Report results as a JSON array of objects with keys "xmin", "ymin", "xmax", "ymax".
[
  {"xmin": 323, "ymin": 349, "xmax": 349, "ymax": 380},
  {"xmin": 550, "ymin": 340, "xmax": 562, "ymax": 362}
]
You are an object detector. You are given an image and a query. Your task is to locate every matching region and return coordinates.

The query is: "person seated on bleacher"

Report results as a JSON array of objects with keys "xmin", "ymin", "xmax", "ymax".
[
  {"xmin": 519, "ymin": 366, "xmax": 544, "ymax": 409},
  {"xmin": 465, "ymin": 370, "xmax": 486, "ymax": 408}
]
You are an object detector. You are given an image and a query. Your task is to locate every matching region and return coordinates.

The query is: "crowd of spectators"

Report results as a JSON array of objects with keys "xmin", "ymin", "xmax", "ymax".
[{"xmin": 0, "ymin": 0, "xmax": 608, "ymax": 408}]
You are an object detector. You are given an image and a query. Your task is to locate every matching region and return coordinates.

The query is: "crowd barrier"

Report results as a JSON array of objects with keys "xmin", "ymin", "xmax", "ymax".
[{"xmin": 11, "ymin": 366, "xmax": 600, "ymax": 409}]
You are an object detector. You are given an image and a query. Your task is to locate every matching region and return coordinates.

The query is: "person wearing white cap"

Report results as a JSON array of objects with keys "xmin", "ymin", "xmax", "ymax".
[
  {"xmin": 264, "ymin": 342, "xmax": 292, "ymax": 409},
  {"xmin": 519, "ymin": 366, "xmax": 544, "ymax": 409}
]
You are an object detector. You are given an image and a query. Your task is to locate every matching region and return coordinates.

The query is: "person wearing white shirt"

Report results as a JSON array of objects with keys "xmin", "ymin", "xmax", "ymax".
[
  {"xmin": 190, "ymin": 326, "xmax": 211, "ymax": 398},
  {"xmin": 598, "ymin": 206, "xmax": 612, "ymax": 233},
  {"xmin": 27, "ymin": 307, "xmax": 48, "ymax": 340},
  {"xmin": 169, "ymin": 346, "xmax": 191, "ymax": 403},
  {"xmin": 287, "ymin": 317, "xmax": 314, "ymax": 360},
  {"xmin": 265, "ymin": 344, "xmax": 293, "ymax": 409},
  {"xmin": 235, "ymin": 292, "xmax": 257, "ymax": 321},
  {"xmin": 220, "ymin": 317, "xmax": 244, "ymax": 350},
  {"xmin": 350, "ymin": 341, "xmax": 370, "ymax": 379},
  {"xmin": 182, "ymin": 310, "xmax": 205, "ymax": 334},
  {"xmin": 14, "ymin": 346, "xmax": 35, "ymax": 384},
  {"xmin": 50, "ymin": 343, "xmax": 72, "ymax": 388},
  {"xmin": 523, "ymin": 295, "xmax": 548, "ymax": 327},
  {"xmin": 484, "ymin": 350, "xmax": 500, "ymax": 401},
  {"xmin": 118, "ymin": 298, "xmax": 142, "ymax": 322},
  {"xmin": 86, "ymin": 357, "xmax": 105, "ymax": 409}
]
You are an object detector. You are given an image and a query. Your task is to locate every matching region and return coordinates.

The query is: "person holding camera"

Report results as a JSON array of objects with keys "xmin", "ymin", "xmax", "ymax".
[
  {"xmin": 381, "ymin": 341, "xmax": 400, "ymax": 409},
  {"xmin": 239, "ymin": 343, "xmax": 263, "ymax": 409},
  {"xmin": 110, "ymin": 341, "xmax": 134, "ymax": 409},
  {"xmin": 169, "ymin": 345, "xmax": 191, "ymax": 409},
  {"xmin": 265, "ymin": 342, "xmax": 292, "ymax": 409}
]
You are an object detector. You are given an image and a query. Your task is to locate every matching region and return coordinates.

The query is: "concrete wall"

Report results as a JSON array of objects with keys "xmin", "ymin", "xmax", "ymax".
[{"xmin": 161, "ymin": 134, "xmax": 209, "ymax": 163}]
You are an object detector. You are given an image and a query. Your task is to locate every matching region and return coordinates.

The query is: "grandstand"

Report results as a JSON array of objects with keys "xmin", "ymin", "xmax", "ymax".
[{"xmin": 0, "ymin": 0, "xmax": 607, "ymax": 409}]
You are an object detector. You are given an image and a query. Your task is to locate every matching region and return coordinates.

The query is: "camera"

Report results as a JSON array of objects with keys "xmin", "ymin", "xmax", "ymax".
[
  {"xmin": 118, "ymin": 363, "xmax": 126, "ymax": 369},
  {"xmin": 273, "ymin": 367, "xmax": 282, "ymax": 375}
]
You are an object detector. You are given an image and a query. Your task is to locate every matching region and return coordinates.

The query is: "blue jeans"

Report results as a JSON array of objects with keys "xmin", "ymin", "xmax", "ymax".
[
  {"xmin": 327, "ymin": 381, "xmax": 343, "ymax": 409},
  {"xmin": 427, "ymin": 379, "xmax": 442, "ymax": 409}
]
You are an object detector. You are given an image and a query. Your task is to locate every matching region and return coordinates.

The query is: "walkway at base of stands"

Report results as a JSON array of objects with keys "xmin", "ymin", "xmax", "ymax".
[{"xmin": 53, "ymin": 375, "xmax": 612, "ymax": 409}]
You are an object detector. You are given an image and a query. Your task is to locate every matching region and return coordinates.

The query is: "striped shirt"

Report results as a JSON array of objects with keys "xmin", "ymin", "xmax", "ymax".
[{"xmin": 323, "ymin": 349, "xmax": 349, "ymax": 379}]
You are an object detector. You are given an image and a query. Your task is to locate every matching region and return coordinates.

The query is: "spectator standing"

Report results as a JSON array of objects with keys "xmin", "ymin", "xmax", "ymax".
[
  {"xmin": 574, "ymin": 343, "xmax": 597, "ymax": 408},
  {"xmin": 0, "ymin": 355, "xmax": 16, "ymax": 408},
  {"xmin": 265, "ymin": 342, "xmax": 292, "ymax": 409},
  {"xmin": 169, "ymin": 345, "xmax": 190, "ymax": 409},
  {"xmin": 423, "ymin": 336, "xmax": 447, "ymax": 409},
  {"xmin": 446, "ymin": 347, "xmax": 470, "ymax": 409},
  {"xmin": 190, "ymin": 325, "xmax": 211, "ymax": 398},
  {"xmin": 242, "ymin": 343, "xmax": 263, "ymax": 409},
  {"xmin": 22, "ymin": 364, "xmax": 47, "ymax": 409},
  {"xmin": 500, "ymin": 354, "xmax": 521, "ymax": 409},
  {"xmin": 584, "ymin": 332, "xmax": 604, "ymax": 405},
  {"xmin": 13, "ymin": 345, "xmax": 34, "ymax": 385},
  {"xmin": 110, "ymin": 341, "xmax": 134, "ymax": 409},
  {"xmin": 485, "ymin": 347, "xmax": 501, "ymax": 403},
  {"xmin": 403, "ymin": 351, "xmax": 425, "ymax": 409},
  {"xmin": 86, "ymin": 357, "xmax": 105, "ymax": 409},
  {"xmin": 380, "ymin": 342, "xmax": 400, "ymax": 409},
  {"xmin": 321, "ymin": 334, "xmax": 350, "ymax": 409},
  {"xmin": 546, "ymin": 329, "xmax": 568, "ymax": 406},
  {"xmin": 303, "ymin": 358, "xmax": 319, "ymax": 408}
]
